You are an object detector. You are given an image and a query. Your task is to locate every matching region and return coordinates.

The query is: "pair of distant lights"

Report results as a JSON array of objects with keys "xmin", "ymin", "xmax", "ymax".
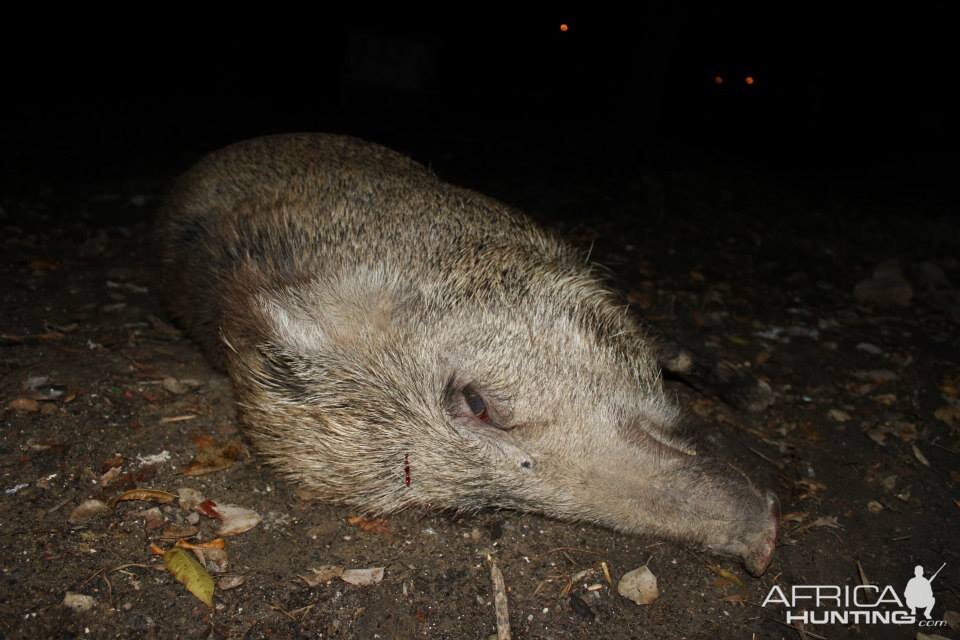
[{"xmin": 715, "ymin": 75, "xmax": 755, "ymax": 86}]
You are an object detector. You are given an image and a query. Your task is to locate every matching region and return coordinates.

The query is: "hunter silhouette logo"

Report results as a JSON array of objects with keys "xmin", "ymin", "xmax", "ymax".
[
  {"xmin": 761, "ymin": 563, "xmax": 948, "ymax": 627},
  {"xmin": 904, "ymin": 563, "xmax": 944, "ymax": 620}
]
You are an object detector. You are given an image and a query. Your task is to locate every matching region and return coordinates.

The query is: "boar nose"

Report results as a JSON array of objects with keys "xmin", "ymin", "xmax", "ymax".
[{"xmin": 742, "ymin": 491, "xmax": 780, "ymax": 576}]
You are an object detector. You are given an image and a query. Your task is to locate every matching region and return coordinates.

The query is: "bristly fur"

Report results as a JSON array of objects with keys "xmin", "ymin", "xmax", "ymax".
[{"xmin": 156, "ymin": 133, "xmax": 778, "ymax": 575}]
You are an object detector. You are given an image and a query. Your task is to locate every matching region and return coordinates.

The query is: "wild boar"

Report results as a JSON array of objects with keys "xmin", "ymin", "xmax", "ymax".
[{"xmin": 157, "ymin": 133, "xmax": 778, "ymax": 575}]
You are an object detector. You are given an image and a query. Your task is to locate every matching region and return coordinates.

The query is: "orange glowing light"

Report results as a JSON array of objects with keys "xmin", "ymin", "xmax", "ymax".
[
  {"xmin": 559, "ymin": 23, "xmax": 569, "ymax": 32},
  {"xmin": 713, "ymin": 75, "xmax": 724, "ymax": 85},
  {"xmin": 745, "ymin": 75, "xmax": 755, "ymax": 85}
]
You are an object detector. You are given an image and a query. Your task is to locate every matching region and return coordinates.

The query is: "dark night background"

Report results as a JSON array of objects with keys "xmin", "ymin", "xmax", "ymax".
[{"xmin": 2, "ymin": 6, "xmax": 956, "ymax": 191}]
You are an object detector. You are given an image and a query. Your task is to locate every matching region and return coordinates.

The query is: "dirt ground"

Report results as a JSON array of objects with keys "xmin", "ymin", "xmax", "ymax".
[{"xmin": 1, "ymin": 132, "xmax": 958, "ymax": 639}]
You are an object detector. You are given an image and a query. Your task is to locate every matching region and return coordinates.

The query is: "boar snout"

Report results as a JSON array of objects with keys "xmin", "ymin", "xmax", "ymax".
[
  {"xmin": 564, "ymin": 449, "xmax": 780, "ymax": 577},
  {"xmin": 703, "ymin": 490, "xmax": 780, "ymax": 577}
]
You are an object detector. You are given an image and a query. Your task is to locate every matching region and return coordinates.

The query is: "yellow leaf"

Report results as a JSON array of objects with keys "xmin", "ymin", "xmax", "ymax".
[
  {"xmin": 164, "ymin": 547, "xmax": 214, "ymax": 608},
  {"xmin": 705, "ymin": 563, "xmax": 744, "ymax": 588}
]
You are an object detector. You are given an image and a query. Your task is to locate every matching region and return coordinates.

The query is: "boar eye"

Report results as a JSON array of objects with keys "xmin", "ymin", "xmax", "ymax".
[{"xmin": 463, "ymin": 385, "xmax": 489, "ymax": 421}]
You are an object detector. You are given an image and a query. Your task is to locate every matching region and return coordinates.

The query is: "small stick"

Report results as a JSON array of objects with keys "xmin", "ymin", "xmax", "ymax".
[
  {"xmin": 746, "ymin": 446, "xmax": 784, "ymax": 470},
  {"xmin": 159, "ymin": 414, "xmax": 197, "ymax": 423},
  {"xmin": 488, "ymin": 557, "xmax": 511, "ymax": 640}
]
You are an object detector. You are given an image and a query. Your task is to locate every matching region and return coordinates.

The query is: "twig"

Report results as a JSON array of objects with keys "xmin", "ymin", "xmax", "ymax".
[
  {"xmin": 544, "ymin": 546, "xmax": 602, "ymax": 556},
  {"xmin": 76, "ymin": 568, "xmax": 105, "ymax": 590},
  {"xmin": 160, "ymin": 414, "xmax": 197, "ymax": 423},
  {"xmin": 746, "ymin": 446, "xmax": 784, "ymax": 470},
  {"xmin": 110, "ymin": 563, "xmax": 153, "ymax": 573},
  {"xmin": 270, "ymin": 602, "xmax": 298, "ymax": 623},
  {"xmin": 488, "ymin": 557, "xmax": 511, "ymax": 640},
  {"xmin": 100, "ymin": 572, "xmax": 113, "ymax": 610}
]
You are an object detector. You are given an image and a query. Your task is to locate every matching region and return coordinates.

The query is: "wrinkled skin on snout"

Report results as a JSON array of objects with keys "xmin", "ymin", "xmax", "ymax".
[{"xmin": 158, "ymin": 133, "xmax": 779, "ymax": 576}]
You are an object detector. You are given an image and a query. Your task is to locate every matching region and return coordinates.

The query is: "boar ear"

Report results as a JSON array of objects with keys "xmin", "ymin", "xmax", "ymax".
[{"xmin": 256, "ymin": 270, "xmax": 409, "ymax": 354}]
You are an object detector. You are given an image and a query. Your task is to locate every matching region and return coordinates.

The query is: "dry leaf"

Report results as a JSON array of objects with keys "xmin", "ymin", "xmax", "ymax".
[
  {"xmin": 302, "ymin": 565, "xmax": 345, "ymax": 586},
  {"xmin": 182, "ymin": 440, "xmax": 245, "ymax": 476},
  {"xmin": 346, "ymin": 515, "xmax": 392, "ymax": 538},
  {"xmin": 867, "ymin": 500, "xmax": 884, "ymax": 513},
  {"xmin": 99, "ymin": 466, "xmax": 122, "ymax": 487},
  {"xmin": 175, "ymin": 538, "xmax": 226, "ymax": 551},
  {"xmin": 723, "ymin": 594, "xmax": 748, "ymax": 605},
  {"xmin": 162, "ymin": 377, "xmax": 189, "ymax": 395},
  {"xmin": 164, "ymin": 547, "xmax": 214, "ymax": 608},
  {"xmin": 202, "ymin": 548, "xmax": 229, "ymax": 573},
  {"xmin": 828, "ymin": 409, "xmax": 852, "ymax": 422},
  {"xmin": 9, "ymin": 398, "xmax": 40, "ymax": 412},
  {"xmin": 794, "ymin": 478, "xmax": 827, "ymax": 501},
  {"xmin": 160, "ymin": 524, "xmax": 199, "ymax": 540},
  {"xmin": 781, "ymin": 511, "xmax": 808, "ymax": 524},
  {"xmin": 618, "ymin": 566, "xmax": 659, "ymax": 605},
  {"xmin": 341, "ymin": 567, "xmax": 385, "ymax": 586},
  {"xmin": 218, "ymin": 575, "xmax": 246, "ymax": 590},
  {"xmin": 213, "ymin": 504, "xmax": 262, "ymax": 536},
  {"xmin": 113, "ymin": 488, "xmax": 177, "ymax": 505},
  {"xmin": 706, "ymin": 563, "xmax": 745, "ymax": 588},
  {"xmin": 68, "ymin": 499, "xmax": 110, "ymax": 524},
  {"xmin": 873, "ymin": 393, "xmax": 897, "ymax": 406}
]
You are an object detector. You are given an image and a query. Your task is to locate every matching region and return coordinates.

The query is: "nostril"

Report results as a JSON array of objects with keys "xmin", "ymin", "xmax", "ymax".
[{"xmin": 520, "ymin": 459, "xmax": 532, "ymax": 470}]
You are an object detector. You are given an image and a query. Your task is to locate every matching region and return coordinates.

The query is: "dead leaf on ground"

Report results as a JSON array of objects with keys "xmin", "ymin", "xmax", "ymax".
[
  {"xmin": 912, "ymin": 444, "xmax": 931, "ymax": 467},
  {"xmin": 68, "ymin": 499, "xmax": 110, "ymax": 524},
  {"xmin": 617, "ymin": 566, "xmax": 659, "ymax": 605},
  {"xmin": 794, "ymin": 478, "xmax": 827, "ymax": 501},
  {"xmin": 723, "ymin": 594, "xmax": 748, "ymax": 606},
  {"xmin": 182, "ymin": 439, "xmax": 245, "ymax": 476},
  {"xmin": 790, "ymin": 515, "xmax": 843, "ymax": 535},
  {"xmin": 175, "ymin": 538, "xmax": 226, "ymax": 551},
  {"xmin": 219, "ymin": 575, "xmax": 246, "ymax": 590},
  {"xmin": 112, "ymin": 488, "xmax": 177, "ymax": 506},
  {"xmin": 705, "ymin": 563, "xmax": 745, "ymax": 588},
  {"xmin": 161, "ymin": 377, "xmax": 198, "ymax": 395},
  {"xmin": 341, "ymin": 567, "xmax": 385, "ymax": 586},
  {"xmin": 346, "ymin": 515, "xmax": 392, "ymax": 538},
  {"xmin": 781, "ymin": 511, "xmax": 809, "ymax": 525},
  {"xmin": 160, "ymin": 524, "xmax": 199, "ymax": 540},
  {"xmin": 164, "ymin": 547, "xmax": 214, "ymax": 608},
  {"xmin": 302, "ymin": 565, "xmax": 345, "ymax": 586},
  {"xmin": 197, "ymin": 502, "xmax": 262, "ymax": 536},
  {"xmin": 864, "ymin": 421, "xmax": 918, "ymax": 446},
  {"xmin": 9, "ymin": 398, "xmax": 40, "ymax": 412},
  {"xmin": 828, "ymin": 409, "xmax": 852, "ymax": 422}
]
